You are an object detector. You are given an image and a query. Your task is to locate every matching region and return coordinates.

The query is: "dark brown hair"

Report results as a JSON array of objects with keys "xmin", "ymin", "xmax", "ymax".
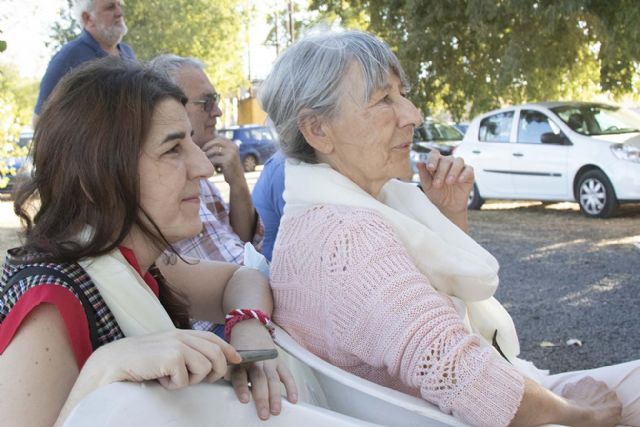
[{"xmin": 14, "ymin": 57, "xmax": 190, "ymax": 327}]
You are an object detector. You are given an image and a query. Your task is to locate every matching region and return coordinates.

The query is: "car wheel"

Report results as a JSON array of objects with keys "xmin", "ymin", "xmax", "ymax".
[
  {"xmin": 468, "ymin": 183, "xmax": 484, "ymax": 210},
  {"xmin": 577, "ymin": 170, "xmax": 618, "ymax": 218},
  {"xmin": 242, "ymin": 154, "xmax": 257, "ymax": 172}
]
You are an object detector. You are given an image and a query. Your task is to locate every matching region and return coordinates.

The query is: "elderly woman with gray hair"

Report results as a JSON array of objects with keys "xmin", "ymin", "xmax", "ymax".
[{"xmin": 260, "ymin": 30, "xmax": 639, "ymax": 427}]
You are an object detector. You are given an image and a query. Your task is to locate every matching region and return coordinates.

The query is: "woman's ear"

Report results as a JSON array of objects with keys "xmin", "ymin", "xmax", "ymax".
[{"xmin": 298, "ymin": 109, "xmax": 333, "ymax": 154}]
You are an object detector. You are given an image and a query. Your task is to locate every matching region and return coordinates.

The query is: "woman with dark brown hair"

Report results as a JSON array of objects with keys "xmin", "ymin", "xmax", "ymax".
[{"xmin": 0, "ymin": 57, "xmax": 296, "ymax": 427}]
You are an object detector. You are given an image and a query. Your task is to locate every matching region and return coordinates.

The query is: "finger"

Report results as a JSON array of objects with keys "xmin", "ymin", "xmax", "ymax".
[
  {"xmin": 430, "ymin": 155, "xmax": 453, "ymax": 188},
  {"xmin": 445, "ymin": 157, "xmax": 466, "ymax": 185},
  {"xmin": 175, "ymin": 332, "xmax": 238, "ymax": 382},
  {"xmin": 230, "ymin": 365, "xmax": 251, "ymax": 403},
  {"xmin": 180, "ymin": 345, "xmax": 215, "ymax": 385},
  {"xmin": 425, "ymin": 150, "xmax": 441, "ymax": 173},
  {"xmin": 264, "ymin": 361, "xmax": 283, "ymax": 415},
  {"xmin": 158, "ymin": 358, "xmax": 190, "ymax": 390},
  {"xmin": 182, "ymin": 330, "xmax": 242, "ymax": 364},
  {"xmin": 459, "ymin": 164, "xmax": 475, "ymax": 183},
  {"xmin": 276, "ymin": 362, "xmax": 299, "ymax": 403},
  {"xmin": 416, "ymin": 162, "xmax": 434, "ymax": 191},
  {"xmin": 248, "ymin": 362, "xmax": 271, "ymax": 420}
]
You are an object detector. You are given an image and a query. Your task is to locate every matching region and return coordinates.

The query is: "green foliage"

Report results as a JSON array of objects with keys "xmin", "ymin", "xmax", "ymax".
[
  {"xmin": 124, "ymin": 0, "xmax": 247, "ymax": 94},
  {"xmin": 48, "ymin": 0, "xmax": 247, "ymax": 95},
  {"xmin": 46, "ymin": 0, "xmax": 80, "ymax": 50},
  {"xmin": 308, "ymin": 0, "xmax": 640, "ymax": 120},
  {"xmin": 0, "ymin": 65, "xmax": 37, "ymax": 188}
]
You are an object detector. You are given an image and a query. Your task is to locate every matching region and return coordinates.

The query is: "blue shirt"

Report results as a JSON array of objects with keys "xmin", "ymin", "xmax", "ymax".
[
  {"xmin": 252, "ymin": 152, "xmax": 286, "ymax": 261},
  {"xmin": 34, "ymin": 30, "xmax": 137, "ymax": 114}
]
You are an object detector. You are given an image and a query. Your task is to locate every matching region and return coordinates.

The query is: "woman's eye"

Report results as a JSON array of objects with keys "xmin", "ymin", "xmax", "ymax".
[
  {"xmin": 379, "ymin": 95, "xmax": 393, "ymax": 104},
  {"xmin": 165, "ymin": 144, "xmax": 180, "ymax": 155}
]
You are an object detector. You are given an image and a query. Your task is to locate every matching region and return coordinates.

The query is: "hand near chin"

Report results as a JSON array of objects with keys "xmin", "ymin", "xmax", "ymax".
[
  {"xmin": 417, "ymin": 150, "xmax": 474, "ymax": 215},
  {"xmin": 201, "ymin": 136, "xmax": 244, "ymax": 183}
]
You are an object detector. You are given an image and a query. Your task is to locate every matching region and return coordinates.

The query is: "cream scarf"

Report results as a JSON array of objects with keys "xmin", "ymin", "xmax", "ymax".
[
  {"xmin": 78, "ymin": 247, "xmax": 175, "ymax": 337},
  {"xmin": 284, "ymin": 160, "xmax": 520, "ymax": 360}
]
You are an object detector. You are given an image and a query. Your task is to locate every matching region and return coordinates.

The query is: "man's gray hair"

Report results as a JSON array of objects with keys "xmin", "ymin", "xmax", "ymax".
[
  {"xmin": 73, "ymin": 0, "xmax": 95, "ymax": 24},
  {"xmin": 258, "ymin": 30, "xmax": 407, "ymax": 163},
  {"xmin": 146, "ymin": 54, "xmax": 205, "ymax": 85}
]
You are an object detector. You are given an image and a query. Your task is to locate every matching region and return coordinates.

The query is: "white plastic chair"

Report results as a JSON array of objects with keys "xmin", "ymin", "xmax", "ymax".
[
  {"xmin": 273, "ymin": 324, "xmax": 468, "ymax": 427},
  {"xmin": 63, "ymin": 381, "xmax": 382, "ymax": 427}
]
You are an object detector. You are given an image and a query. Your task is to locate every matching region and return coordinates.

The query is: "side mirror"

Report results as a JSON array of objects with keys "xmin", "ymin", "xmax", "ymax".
[{"xmin": 540, "ymin": 132, "xmax": 570, "ymax": 145}]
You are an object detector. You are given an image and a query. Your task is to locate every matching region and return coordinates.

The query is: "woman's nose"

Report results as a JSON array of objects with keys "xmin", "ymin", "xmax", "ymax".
[
  {"xmin": 397, "ymin": 97, "xmax": 423, "ymax": 128},
  {"xmin": 186, "ymin": 139, "xmax": 214, "ymax": 180}
]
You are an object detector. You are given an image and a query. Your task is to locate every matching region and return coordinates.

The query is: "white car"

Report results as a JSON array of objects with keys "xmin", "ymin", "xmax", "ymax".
[{"xmin": 455, "ymin": 102, "xmax": 640, "ymax": 218}]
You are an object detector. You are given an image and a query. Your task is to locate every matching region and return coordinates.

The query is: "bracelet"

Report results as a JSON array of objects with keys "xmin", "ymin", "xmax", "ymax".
[{"xmin": 224, "ymin": 309, "xmax": 275, "ymax": 342}]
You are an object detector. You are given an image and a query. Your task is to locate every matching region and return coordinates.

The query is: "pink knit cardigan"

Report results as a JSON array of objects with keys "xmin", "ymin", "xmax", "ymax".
[{"xmin": 271, "ymin": 205, "xmax": 525, "ymax": 427}]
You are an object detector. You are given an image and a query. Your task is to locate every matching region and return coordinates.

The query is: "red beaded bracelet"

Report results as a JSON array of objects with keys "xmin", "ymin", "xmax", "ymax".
[{"xmin": 224, "ymin": 309, "xmax": 275, "ymax": 342}]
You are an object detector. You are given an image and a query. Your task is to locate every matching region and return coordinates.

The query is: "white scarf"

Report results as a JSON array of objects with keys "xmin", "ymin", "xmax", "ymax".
[
  {"xmin": 284, "ymin": 160, "xmax": 520, "ymax": 360},
  {"xmin": 78, "ymin": 248, "xmax": 175, "ymax": 337}
]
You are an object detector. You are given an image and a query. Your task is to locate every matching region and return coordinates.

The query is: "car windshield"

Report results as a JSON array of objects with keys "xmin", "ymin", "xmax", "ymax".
[
  {"xmin": 414, "ymin": 121, "xmax": 462, "ymax": 143},
  {"xmin": 551, "ymin": 104, "xmax": 640, "ymax": 136}
]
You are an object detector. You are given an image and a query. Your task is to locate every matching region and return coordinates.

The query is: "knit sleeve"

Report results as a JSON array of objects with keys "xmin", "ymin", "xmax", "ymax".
[{"xmin": 324, "ymin": 208, "xmax": 524, "ymax": 427}]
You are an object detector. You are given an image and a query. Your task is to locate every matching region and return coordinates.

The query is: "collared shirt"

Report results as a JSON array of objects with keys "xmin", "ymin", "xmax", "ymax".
[
  {"xmin": 171, "ymin": 179, "xmax": 264, "ymax": 264},
  {"xmin": 35, "ymin": 30, "xmax": 137, "ymax": 114}
]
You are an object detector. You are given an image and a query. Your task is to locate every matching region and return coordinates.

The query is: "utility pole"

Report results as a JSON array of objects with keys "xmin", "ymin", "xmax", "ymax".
[{"xmin": 287, "ymin": 0, "xmax": 294, "ymax": 45}]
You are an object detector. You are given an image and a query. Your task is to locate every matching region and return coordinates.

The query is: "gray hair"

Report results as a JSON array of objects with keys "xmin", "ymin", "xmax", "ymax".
[
  {"xmin": 73, "ymin": 0, "xmax": 95, "ymax": 24},
  {"xmin": 258, "ymin": 30, "xmax": 407, "ymax": 163},
  {"xmin": 146, "ymin": 54, "xmax": 205, "ymax": 85}
]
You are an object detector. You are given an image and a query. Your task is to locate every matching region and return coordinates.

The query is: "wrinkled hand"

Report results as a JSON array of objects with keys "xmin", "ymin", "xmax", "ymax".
[
  {"xmin": 228, "ymin": 320, "xmax": 298, "ymax": 420},
  {"xmin": 95, "ymin": 329, "xmax": 241, "ymax": 390},
  {"xmin": 201, "ymin": 136, "xmax": 244, "ymax": 184},
  {"xmin": 561, "ymin": 377, "xmax": 622, "ymax": 427},
  {"xmin": 417, "ymin": 150, "xmax": 474, "ymax": 215}
]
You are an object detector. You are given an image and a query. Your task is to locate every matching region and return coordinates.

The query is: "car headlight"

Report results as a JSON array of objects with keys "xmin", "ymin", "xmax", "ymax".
[{"xmin": 610, "ymin": 143, "xmax": 640, "ymax": 163}]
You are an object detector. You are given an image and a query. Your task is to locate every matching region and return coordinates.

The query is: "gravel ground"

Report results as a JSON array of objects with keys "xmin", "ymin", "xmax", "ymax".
[
  {"xmin": 1, "ymin": 192, "xmax": 638, "ymax": 374},
  {"xmin": 469, "ymin": 201, "xmax": 640, "ymax": 374}
]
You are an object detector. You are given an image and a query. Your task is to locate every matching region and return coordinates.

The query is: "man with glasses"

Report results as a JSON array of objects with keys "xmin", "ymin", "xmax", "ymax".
[{"xmin": 147, "ymin": 55, "xmax": 263, "ymax": 294}]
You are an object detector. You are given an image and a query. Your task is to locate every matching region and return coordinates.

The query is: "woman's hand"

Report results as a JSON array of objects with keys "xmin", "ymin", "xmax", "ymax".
[
  {"xmin": 560, "ymin": 377, "xmax": 622, "ymax": 427},
  {"xmin": 91, "ymin": 329, "xmax": 242, "ymax": 389},
  {"xmin": 417, "ymin": 150, "xmax": 474, "ymax": 213},
  {"xmin": 228, "ymin": 320, "xmax": 298, "ymax": 420},
  {"xmin": 417, "ymin": 151, "xmax": 474, "ymax": 231}
]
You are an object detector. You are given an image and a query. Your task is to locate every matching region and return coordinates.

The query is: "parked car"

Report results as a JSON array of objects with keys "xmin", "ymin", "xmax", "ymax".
[
  {"xmin": 0, "ymin": 131, "xmax": 33, "ymax": 195},
  {"xmin": 409, "ymin": 118, "xmax": 464, "ymax": 172},
  {"xmin": 453, "ymin": 123, "xmax": 470, "ymax": 136},
  {"xmin": 218, "ymin": 125, "xmax": 279, "ymax": 172},
  {"xmin": 455, "ymin": 102, "xmax": 640, "ymax": 218}
]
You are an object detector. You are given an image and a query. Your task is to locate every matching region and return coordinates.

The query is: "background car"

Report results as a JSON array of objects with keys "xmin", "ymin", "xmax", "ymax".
[
  {"xmin": 218, "ymin": 125, "xmax": 279, "ymax": 172},
  {"xmin": 409, "ymin": 118, "xmax": 464, "ymax": 172},
  {"xmin": 455, "ymin": 102, "xmax": 640, "ymax": 218},
  {"xmin": 0, "ymin": 131, "xmax": 33, "ymax": 196},
  {"xmin": 453, "ymin": 123, "xmax": 469, "ymax": 136}
]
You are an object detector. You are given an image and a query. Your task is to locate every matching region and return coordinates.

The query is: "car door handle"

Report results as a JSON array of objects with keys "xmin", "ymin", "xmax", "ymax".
[
  {"xmin": 472, "ymin": 150, "xmax": 481, "ymax": 154},
  {"xmin": 512, "ymin": 153, "xmax": 524, "ymax": 157}
]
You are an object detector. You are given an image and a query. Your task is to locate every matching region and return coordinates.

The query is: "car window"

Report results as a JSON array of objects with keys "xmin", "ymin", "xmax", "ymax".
[
  {"xmin": 551, "ymin": 104, "xmax": 640, "ymax": 136},
  {"xmin": 517, "ymin": 110, "xmax": 562, "ymax": 144},
  {"xmin": 415, "ymin": 121, "xmax": 462, "ymax": 142},
  {"xmin": 479, "ymin": 112, "xmax": 513, "ymax": 143},
  {"xmin": 219, "ymin": 130, "xmax": 234, "ymax": 140}
]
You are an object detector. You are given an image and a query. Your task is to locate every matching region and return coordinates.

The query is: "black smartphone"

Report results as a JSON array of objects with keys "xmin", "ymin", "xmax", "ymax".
[{"xmin": 234, "ymin": 348, "xmax": 278, "ymax": 365}]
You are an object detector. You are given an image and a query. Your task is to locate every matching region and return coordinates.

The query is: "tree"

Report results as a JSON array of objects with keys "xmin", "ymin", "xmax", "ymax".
[
  {"xmin": 0, "ymin": 65, "xmax": 38, "ymax": 189},
  {"xmin": 49, "ymin": 0, "xmax": 248, "ymax": 95},
  {"xmin": 308, "ymin": 0, "xmax": 640, "ymax": 120}
]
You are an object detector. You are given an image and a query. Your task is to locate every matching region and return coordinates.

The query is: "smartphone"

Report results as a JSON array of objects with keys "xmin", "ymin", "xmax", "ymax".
[{"xmin": 234, "ymin": 348, "xmax": 278, "ymax": 365}]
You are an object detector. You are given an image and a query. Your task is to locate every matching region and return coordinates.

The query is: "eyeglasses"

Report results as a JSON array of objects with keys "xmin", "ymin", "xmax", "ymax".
[{"xmin": 190, "ymin": 93, "xmax": 220, "ymax": 113}]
